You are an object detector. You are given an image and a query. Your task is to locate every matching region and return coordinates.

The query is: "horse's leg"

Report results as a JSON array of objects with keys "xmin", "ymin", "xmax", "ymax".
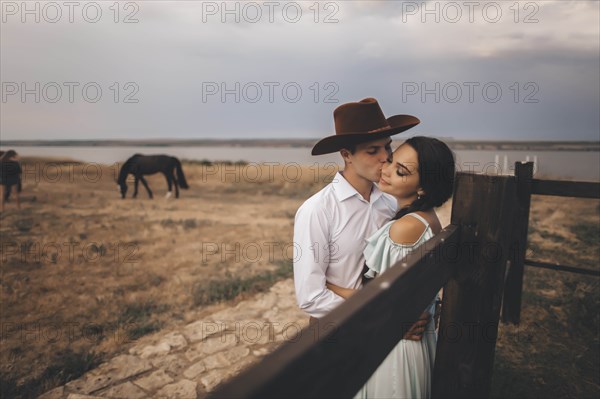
[
  {"xmin": 164, "ymin": 172, "xmax": 173, "ymax": 199},
  {"xmin": 140, "ymin": 176, "xmax": 153, "ymax": 199},
  {"xmin": 170, "ymin": 167, "xmax": 180, "ymax": 198},
  {"xmin": 0, "ymin": 185, "xmax": 5, "ymax": 212},
  {"xmin": 4, "ymin": 185, "xmax": 10, "ymax": 202},
  {"xmin": 133, "ymin": 176, "xmax": 139, "ymax": 198},
  {"xmin": 174, "ymin": 171, "xmax": 180, "ymax": 198},
  {"xmin": 14, "ymin": 185, "xmax": 20, "ymax": 210}
]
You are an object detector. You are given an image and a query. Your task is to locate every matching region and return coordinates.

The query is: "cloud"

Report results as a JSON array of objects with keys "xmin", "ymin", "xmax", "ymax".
[{"xmin": 0, "ymin": 0, "xmax": 598, "ymax": 140}]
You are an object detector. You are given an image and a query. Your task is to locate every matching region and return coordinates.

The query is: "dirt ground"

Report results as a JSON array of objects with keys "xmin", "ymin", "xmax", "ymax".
[
  {"xmin": 0, "ymin": 157, "xmax": 598, "ymax": 398},
  {"xmin": 0, "ymin": 158, "xmax": 328, "ymax": 395}
]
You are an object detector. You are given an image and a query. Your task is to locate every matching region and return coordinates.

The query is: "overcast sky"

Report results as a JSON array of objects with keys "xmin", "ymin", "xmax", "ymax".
[{"xmin": 1, "ymin": 0, "xmax": 599, "ymax": 141}]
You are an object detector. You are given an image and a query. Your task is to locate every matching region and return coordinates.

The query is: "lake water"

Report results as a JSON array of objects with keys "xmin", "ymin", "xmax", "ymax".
[{"xmin": 3, "ymin": 146, "xmax": 600, "ymax": 182}]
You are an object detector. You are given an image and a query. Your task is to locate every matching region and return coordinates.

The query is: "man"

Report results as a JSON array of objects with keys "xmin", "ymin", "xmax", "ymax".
[{"xmin": 293, "ymin": 98, "xmax": 423, "ymax": 328}]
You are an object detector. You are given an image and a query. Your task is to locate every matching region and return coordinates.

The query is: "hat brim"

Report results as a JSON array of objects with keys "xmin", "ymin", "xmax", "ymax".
[{"xmin": 311, "ymin": 114, "xmax": 420, "ymax": 155}]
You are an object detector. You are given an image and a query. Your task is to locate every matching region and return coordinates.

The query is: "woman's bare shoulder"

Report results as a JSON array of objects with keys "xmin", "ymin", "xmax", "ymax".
[{"xmin": 388, "ymin": 215, "xmax": 427, "ymax": 245}]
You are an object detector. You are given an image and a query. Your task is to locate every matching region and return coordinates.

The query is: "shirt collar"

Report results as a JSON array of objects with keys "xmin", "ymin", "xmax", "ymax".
[
  {"xmin": 332, "ymin": 172, "xmax": 384, "ymax": 204},
  {"xmin": 370, "ymin": 183, "xmax": 384, "ymax": 203}
]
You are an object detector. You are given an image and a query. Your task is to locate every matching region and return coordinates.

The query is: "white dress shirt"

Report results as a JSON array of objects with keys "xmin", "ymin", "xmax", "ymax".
[{"xmin": 293, "ymin": 172, "xmax": 398, "ymax": 318}]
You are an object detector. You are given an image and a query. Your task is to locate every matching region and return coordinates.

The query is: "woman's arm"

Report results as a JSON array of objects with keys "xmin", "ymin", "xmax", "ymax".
[
  {"xmin": 326, "ymin": 282, "xmax": 357, "ymax": 299},
  {"xmin": 326, "ymin": 281, "xmax": 430, "ymax": 341}
]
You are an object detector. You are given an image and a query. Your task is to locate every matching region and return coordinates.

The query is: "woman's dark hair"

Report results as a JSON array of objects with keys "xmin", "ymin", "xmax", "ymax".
[{"xmin": 393, "ymin": 136, "xmax": 455, "ymax": 220}]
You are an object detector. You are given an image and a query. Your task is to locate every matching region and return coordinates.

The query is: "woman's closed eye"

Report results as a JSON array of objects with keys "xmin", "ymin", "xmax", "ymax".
[{"xmin": 396, "ymin": 163, "xmax": 413, "ymax": 176}]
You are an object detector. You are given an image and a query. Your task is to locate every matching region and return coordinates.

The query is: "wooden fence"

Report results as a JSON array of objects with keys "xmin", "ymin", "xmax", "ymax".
[
  {"xmin": 208, "ymin": 163, "xmax": 599, "ymax": 398},
  {"xmin": 501, "ymin": 162, "xmax": 600, "ymax": 324}
]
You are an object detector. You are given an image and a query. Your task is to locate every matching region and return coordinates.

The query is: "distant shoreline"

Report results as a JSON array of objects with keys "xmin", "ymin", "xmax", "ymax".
[{"xmin": 1, "ymin": 139, "xmax": 599, "ymax": 151}]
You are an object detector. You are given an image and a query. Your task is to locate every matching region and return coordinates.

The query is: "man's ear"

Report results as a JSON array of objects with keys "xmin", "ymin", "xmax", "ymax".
[{"xmin": 340, "ymin": 149, "xmax": 351, "ymax": 163}]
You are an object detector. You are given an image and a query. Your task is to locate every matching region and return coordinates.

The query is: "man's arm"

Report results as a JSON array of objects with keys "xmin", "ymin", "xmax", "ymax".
[{"xmin": 293, "ymin": 203, "xmax": 344, "ymax": 319}]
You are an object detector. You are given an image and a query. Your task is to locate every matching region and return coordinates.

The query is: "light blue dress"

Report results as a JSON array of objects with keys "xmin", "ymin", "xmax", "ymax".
[{"xmin": 354, "ymin": 213, "xmax": 438, "ymax": 399}]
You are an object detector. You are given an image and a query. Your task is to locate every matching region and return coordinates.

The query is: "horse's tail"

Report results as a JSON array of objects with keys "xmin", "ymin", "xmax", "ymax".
[{"xmin": 175, "ymin": 158, "xmax": 189, "ymax": 189}]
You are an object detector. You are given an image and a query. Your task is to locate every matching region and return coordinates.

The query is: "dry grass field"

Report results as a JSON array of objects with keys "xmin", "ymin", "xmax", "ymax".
[
  {"xmin": 0, "ymin": 157, "xmax": 324, "ymax": 397},
  {"xmin": 0, "ymin": 157, "xmax": 598, "ymax": 398},
  {"xmin": 491, "ymin": 195, "xmax": 600, "ymax": 398}
]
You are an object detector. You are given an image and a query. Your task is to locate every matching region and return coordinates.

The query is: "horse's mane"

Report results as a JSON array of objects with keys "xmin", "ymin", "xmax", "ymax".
[{"xmin": 117, "ymin": 154, "xmax": 142, "ymax": 184}]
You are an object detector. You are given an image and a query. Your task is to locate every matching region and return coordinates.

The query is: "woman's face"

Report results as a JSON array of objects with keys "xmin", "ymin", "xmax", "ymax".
[{"xmin": 379, "ymin": 143, "xmax": 422, "ymax": 205}]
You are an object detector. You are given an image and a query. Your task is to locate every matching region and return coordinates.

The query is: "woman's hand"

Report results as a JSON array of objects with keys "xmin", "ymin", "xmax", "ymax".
[
  {"xmin": 326, "ymin": 282, "xmax": 357, "ymax": 299},
  {"xmin": 403, "ymin": 311, "xmax": 431, "ymax": 341}
]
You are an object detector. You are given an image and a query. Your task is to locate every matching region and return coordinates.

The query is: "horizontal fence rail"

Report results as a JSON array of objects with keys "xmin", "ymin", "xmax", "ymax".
[
  {"xmin": 531, "ymin": 179, "xmax": 600, "ymax": 199},
  {"xmin": 208, "ymin": 225, "xmax": 461, "ymax": 399},
  {"xmin": 525, "ymin": 259, "xmax": 600, "ymax": 277}
]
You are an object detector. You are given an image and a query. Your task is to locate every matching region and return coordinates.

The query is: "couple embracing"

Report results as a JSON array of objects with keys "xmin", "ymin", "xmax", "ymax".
[{"xmin": 293, "ymin": 98, "xmax": 455, "ymax": 399}]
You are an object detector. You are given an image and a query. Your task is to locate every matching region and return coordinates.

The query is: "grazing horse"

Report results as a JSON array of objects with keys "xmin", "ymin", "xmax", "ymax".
[
  {"xmin": 117, "ymin": 154, "xmax": 189, "ymax": 199},
  {"xmin": 0, "ymin": 150, "xmax": 22, "ymax": 211}
]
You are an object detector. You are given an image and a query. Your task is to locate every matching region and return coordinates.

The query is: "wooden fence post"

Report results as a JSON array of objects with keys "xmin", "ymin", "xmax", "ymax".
[
  {"xmin": 502, "ymin": 162, "xmax": 534, "ymax": 324},
  {"xmin": 432, "ymin": 172, "xmax": 518, "ymax": 398}
]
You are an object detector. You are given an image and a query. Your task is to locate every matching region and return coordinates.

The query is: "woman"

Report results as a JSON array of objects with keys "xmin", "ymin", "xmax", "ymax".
[
  {"xmin": 328, "ymin": 136, "xmax": 455, "ymax": 398},
  {"xmin": 0, "ymin": 150, "xmax": 22, "ymax": 212}
]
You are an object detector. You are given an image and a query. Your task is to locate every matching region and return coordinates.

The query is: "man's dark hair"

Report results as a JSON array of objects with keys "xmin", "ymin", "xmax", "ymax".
[
  {"xmin": 341, "ymin": 143, "xmax": 358, "ymax": 155},
  {"xmin": 341, "ymin": 136, "xmax": 388, "ymax": 155}
]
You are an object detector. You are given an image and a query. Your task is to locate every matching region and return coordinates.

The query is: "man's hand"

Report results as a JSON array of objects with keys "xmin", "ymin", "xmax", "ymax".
[{"xmin": 402, "ymin": 311, "xmax": 431, "ymax": 341}]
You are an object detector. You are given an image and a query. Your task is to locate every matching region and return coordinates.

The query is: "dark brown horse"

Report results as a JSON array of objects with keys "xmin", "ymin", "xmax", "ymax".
[
  {"xmin": 117, "ymin": 154, "xmax": 189, "ymax": 199},
  {"xmin": 0, "ymin": 150, "xmax": 22, "ymax": 210}
]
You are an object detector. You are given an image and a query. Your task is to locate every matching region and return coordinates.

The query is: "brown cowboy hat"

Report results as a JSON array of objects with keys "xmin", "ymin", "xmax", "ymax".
[{"xmin": 311, "ymin": 98, "xmax": 420, "ymax": 155}]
